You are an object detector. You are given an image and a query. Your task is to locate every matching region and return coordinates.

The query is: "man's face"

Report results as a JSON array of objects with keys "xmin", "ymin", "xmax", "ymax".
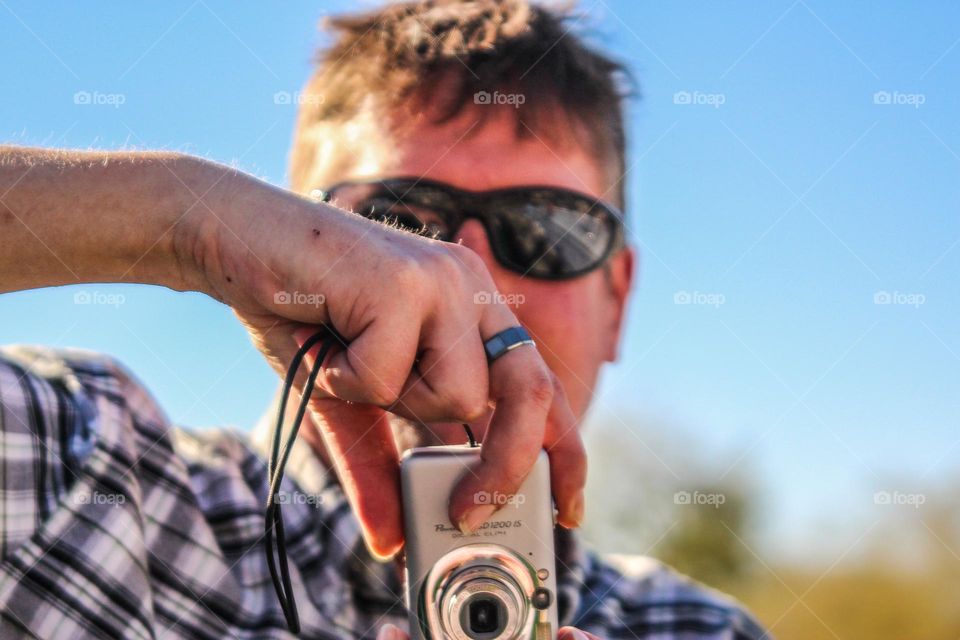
[{"xmin": 322, "ymin": 105, "xmax": 634, "ymax": 438}]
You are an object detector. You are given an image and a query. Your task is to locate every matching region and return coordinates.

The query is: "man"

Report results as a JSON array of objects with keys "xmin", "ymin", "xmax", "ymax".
[{"xmin": 0, "ymin": 1, "xmax": 766, "ymax": 639}]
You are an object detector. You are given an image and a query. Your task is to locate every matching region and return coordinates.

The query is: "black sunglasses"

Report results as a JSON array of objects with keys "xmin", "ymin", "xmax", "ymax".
[{"xmin": 319, "ymin": 177, "xmax": 625, "ymax": 280}]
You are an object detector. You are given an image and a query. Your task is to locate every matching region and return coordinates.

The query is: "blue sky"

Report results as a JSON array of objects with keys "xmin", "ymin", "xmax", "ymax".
[{"xmin": 2, "ymin": 1, "xmax": 958, "ymax": 563}]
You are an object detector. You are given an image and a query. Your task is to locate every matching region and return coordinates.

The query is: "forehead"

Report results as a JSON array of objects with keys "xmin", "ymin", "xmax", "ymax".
[{"xmin": 360, "ymin": 107, "xmax": 609, "ymax": 200}]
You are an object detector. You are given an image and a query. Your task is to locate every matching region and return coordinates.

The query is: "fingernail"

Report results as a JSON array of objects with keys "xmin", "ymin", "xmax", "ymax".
[
  {"xmin": 570, "ymin": 630, "xmax": 589, "ymax": 640},
  {"xmin": 368, "ymin": 546, "xmax": 397, "ymax": 562},
  {"xmin": 365, "ymin": 535, "xmax": 403, "ymax": 562},
  {"xmin": 458, "ymin": 504, "xmax": 497, "ymax": 534},
  {"xmin": 377, "ymin": 623, "xmax": 404, "ymax": 640},
  {"xmin": 569, "ymin": 490, "xmax": 585, "ymax": 527}
]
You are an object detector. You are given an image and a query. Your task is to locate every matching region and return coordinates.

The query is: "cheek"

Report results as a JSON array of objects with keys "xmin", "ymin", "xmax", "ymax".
[{"xmin": 506, "ymin": 276, "xmax": 609, "ymax": 413}]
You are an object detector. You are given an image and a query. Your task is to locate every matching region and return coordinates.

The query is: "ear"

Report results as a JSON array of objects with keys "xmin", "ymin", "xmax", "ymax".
[{"xmin": 603, "ymin": 247, "xmax": 635, "ymax": 362}]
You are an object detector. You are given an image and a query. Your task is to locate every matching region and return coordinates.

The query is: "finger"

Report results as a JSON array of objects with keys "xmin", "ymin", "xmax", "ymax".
[
  {"xmin": 558, "ymin": 627, "xmax": 601, "ymax": 640},
  {"xmin": 318, "ymin": 314, "xmax": 420, "ymax": 407},
  {"xmin": 290, "ymin": 329, "xmax": 405, "ymax": 557},
  {"xmin": 389, "ymin": 314, "xmax": 489, "ymax": 424},
  {"xmin": 287, "ymin": 326, "xmax": 343, "ymax": 397},
  {"xmin": 543, "ymin": 373, "xmax": 586, "ymax": 529},
  {"xmin": 376, "ymin": 623, "xmax": 408, "ymax": 640},
  {"xmin": 304, "ymin": 393, "xmax": 404, "ymax": 559},
  {"xmin": 449, "ymin": 310, "xmax": 552, "ymax": 532}
]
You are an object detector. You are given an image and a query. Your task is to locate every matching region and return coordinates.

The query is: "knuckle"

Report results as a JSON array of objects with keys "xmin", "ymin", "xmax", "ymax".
[
  {"xmin": 427, "ymin": 247, "xmax": 461, "ymax": 279},
  {"xmin": 361, "ymin": 377, "xmax": 402, "ymax": 407},
  {"xmin": 428, "ymin": 378, "xmax": 487, "ymax": 421},
  {"xmin": 450, "ymin": 243, "xmax": 487, "ymax": 278},
  {"xmin": 449, "ymin": 247, "xmax": 495, "ymax": 300},
  {"xmin": 449, "ymin": 388, "xmax": 488, "ymax": 422},
  {"xmin": 389, "ymin": 255, "xmax": 427, "ymax": 294},
  {"xmin": 522, "ymin": 369, "xmax": 555, "ymax": 409},
  {"xmin": 417, "ymin": 249, "xmax": 467, "ymax": 300},
  {"xmin": 494, "ymin": 362, "xmax": 554, "ymax": 411}
]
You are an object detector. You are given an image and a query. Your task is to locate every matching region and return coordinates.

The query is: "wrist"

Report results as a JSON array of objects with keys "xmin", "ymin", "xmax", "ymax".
[
  {"xmin": 165, "ymin": 154, "xmax": 243, "ymax": 297},
  {"xmin": 168, "ymin": 155, "xmax": 331, "ymax": 306}
]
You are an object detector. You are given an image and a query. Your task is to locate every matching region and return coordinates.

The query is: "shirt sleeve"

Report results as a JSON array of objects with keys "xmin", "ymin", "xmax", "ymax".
[
  {"xmin": 574, "ymin": 550, "xmax": 771, "ymax": 639},
  {"xmin": 0, "ymin": 346, "xmax": 101, "ymax": 556}
]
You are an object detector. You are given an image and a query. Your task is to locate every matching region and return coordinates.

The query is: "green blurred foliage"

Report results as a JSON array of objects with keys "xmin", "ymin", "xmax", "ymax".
[
  {"xmin": 727, "ymin": 559, "xmax": 960, "ymax": 639},
  {"xmin": 657, "ymin": 489, "xmax": 754, "ymax": 587},
  {"xmin": 581, "ymin": 416, "xmax": 960, "ymax": 639}
]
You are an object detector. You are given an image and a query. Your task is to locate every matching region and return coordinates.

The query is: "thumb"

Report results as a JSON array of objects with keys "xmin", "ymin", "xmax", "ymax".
[
  {"xmin": 376, "ymin": 622, "xmax": 408, "ymax": 640},
  {"xmin": 558, "ymin": 627, "xmax": 600, "ymax": 640}
]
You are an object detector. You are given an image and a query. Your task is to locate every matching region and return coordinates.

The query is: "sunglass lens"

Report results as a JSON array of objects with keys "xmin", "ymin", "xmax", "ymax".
[{"xmin": 491, "ymin": 201, "xmax": 615, "ymax": 278}]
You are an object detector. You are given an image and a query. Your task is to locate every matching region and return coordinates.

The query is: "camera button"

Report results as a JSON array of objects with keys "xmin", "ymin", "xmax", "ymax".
[{"xmin": 531, "ymin": 587, "xmax": 552, "ymax": 611}]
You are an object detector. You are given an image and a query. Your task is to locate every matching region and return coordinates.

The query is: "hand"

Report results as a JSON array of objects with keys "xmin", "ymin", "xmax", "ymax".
[
  {"xmin": 177, "ymin": 160, "xmax": 586, "ymax": 558},
  {"xmin": 0, "ymin": 147, "xmax": 587, "ymax": 560},
  {"xmin": 376, "ymin": 623, "xmax": 601, "ymax": 640}
]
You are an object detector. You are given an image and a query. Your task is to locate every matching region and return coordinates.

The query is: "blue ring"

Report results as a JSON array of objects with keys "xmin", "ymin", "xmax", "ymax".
[{"xmin": 484, "ymin": 327, "xmax": 536, "ymax": 362}]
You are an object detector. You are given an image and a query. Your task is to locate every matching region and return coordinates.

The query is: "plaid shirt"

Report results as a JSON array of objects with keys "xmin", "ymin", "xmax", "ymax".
[{"xmin": 0, "ymin": 345, "xmax": 767, "ymax": 640}]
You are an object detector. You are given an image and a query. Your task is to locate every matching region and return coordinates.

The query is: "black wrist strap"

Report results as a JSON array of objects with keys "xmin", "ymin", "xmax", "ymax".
[{"xmin": 265, "ymin": 326, "xmax": 344, "ymax": 634}]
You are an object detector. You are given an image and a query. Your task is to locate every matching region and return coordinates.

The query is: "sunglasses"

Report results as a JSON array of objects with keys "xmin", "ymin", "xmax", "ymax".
[{"xmin": 319, "ymin": 177, "xmax": 626, "ymax": 280}]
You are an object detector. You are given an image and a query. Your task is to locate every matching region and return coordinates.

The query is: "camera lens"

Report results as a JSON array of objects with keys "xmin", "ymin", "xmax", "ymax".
[
  {"xmin": 427, "ymin": 546, "xmax": 538, "ymax": 640},
  {"xmin": 465, "ymin": 594, "xmax": 505, "ymax": 637}
]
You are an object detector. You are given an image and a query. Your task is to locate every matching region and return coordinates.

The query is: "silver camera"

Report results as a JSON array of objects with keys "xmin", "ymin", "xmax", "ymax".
[{"xmin": 401, "ymin": 445, "xmax": 558, "ymax": 640}]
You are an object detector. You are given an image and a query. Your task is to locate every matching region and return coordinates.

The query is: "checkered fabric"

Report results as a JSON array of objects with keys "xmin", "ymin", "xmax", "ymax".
[{"xmin": 0, "ymin": 345, "xmax": 768, "ymax": 639}]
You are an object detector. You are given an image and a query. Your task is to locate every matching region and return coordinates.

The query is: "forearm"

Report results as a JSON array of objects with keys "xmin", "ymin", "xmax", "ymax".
[{"xmin": 0, "ymin": 145, "xmax": 228, "ymax": 294}]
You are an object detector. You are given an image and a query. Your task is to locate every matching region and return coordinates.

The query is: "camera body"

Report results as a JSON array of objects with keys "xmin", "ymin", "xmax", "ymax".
[{"xmin": 401, "ymin": 445, "xmax": 558, "ymax": 640}]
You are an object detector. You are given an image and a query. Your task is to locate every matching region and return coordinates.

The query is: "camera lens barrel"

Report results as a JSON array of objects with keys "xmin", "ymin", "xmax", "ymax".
[
  {"xmin": 442, "ymin": 565, "xmax": 525, "ymax": 639},
  {"xmin": 423, "ymin": 544, "xmax": 548, "ymax": 640}
]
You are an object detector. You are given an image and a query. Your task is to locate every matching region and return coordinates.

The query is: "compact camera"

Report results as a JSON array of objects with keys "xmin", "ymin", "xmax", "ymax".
[{"xmin": 401, "ymin": 445, "xmax": 559, "ymax": 640}]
